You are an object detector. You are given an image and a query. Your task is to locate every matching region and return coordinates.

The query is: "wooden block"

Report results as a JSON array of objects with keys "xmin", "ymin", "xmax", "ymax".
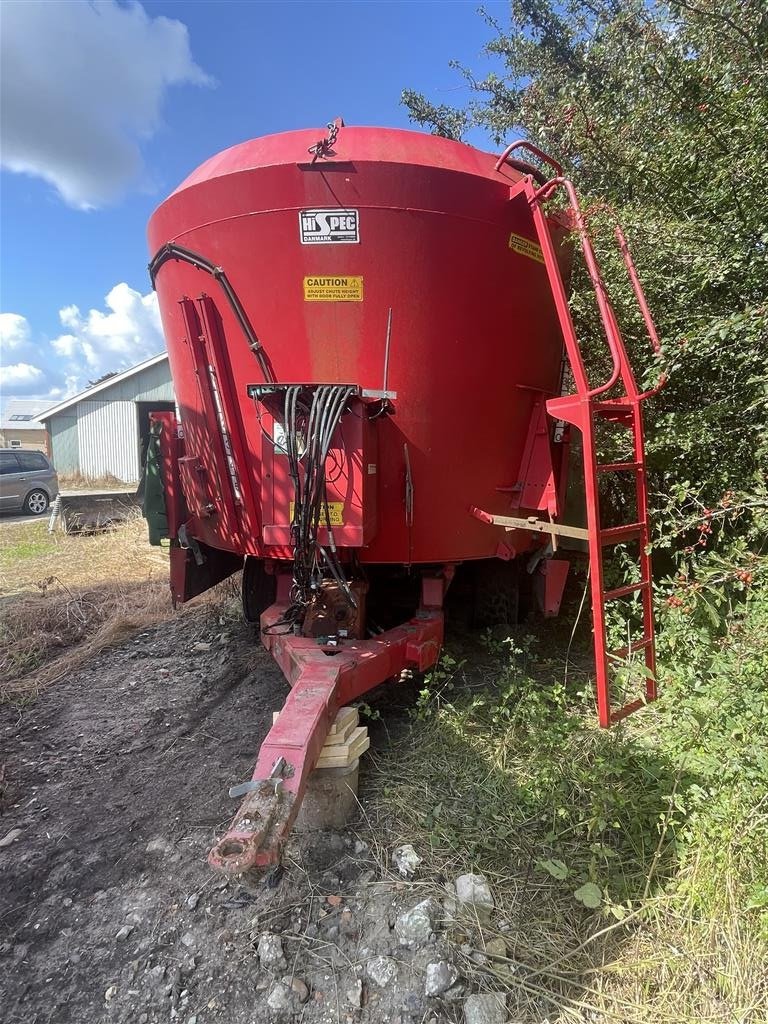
[{"xmin": 315, "ymin": 726, "xmax": 370, "ymax": 769}]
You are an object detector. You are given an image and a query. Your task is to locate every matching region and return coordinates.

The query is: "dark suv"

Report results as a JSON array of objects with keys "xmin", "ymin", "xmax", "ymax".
[{"xmin": 0, "ymin": 450, "xmax": 59, "ymax": 515}]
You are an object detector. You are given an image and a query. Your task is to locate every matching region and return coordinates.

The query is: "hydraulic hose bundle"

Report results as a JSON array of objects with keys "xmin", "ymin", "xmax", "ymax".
[{"xmin": 276, "ymin": 384, "xmax": 357, "ymax": 632}]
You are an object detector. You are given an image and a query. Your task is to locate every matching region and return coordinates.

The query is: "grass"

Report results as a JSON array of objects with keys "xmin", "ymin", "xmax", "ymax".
[
  {"xmin": 366, "ymin": 587, "xmax": 768, "ymax": 1023},
  {"xmin": 0, "ymin": 515, "xmax": 183, "ymax": 702},
  {"xmin": 57, "ymin": 471, "xmax": 129, "ymax": 491}
]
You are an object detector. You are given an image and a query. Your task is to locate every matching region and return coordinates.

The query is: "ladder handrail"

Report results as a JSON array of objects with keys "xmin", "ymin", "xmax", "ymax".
[
  {"xmin": 614, "ymin": 226, "xmax": 668, "ymax": 399},
  {"xmin": 495, "ymin": 140, "xmax": 564, "ymax": 177},
  {"xmin": 534, "ymin": 177, "xmax": 628, "ymax": 398},
  {"xmin": 532, "ymin": 176, "xmax": 668, "ymax": 402}
]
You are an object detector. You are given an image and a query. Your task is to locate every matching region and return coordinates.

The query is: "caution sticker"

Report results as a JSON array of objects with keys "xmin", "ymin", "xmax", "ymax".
[
  {"xmin": 303, "ymin": 276, "xmax": 363, "ymax": 302},
  {"xmin": 508, "ymin": 232, "xmax": 544, "ymax": 264},
  {"xmin": 289, "ymin": 501, "xmax": 344, "ymax": 526}
]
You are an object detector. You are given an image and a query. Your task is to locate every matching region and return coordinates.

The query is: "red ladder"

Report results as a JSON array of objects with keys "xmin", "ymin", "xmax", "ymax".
[{"xmin": 503, "ymin": 145, "xmax": 666, "ymax": 726}]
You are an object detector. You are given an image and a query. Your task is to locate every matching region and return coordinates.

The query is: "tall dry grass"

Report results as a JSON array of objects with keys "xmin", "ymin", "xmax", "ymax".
[{"xmin": 1, "ymin": 516, "xmax": 185, "ymax": 702}]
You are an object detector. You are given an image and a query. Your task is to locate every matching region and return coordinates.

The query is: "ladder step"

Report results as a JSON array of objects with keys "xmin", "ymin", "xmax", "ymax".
[
  {"xmin": 604, "ymin": 579, "xmax": 651, "ymax": 600},
  {"xmin": 597, "ymin": 461, "xmax": 642, "ymax": 473},
  {"xmin": 593, "ymin": 400, "xmax": 634, "ymax": 415},
  {"xmin": 600, "ymin": 522, "xmax": 646, "ymax": 544},
  {"xmin": 609, "ymin": 637, "xmax": 653, "ymax": 661}
]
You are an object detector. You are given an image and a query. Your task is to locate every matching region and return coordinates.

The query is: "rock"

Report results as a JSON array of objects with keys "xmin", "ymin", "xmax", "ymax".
[
  {"xmin": 455, "ymin": 873, "xmax": 495, "ymax": 922},
  {"xmin": 424, "ymin": 961, "xmax": 459, "ymax": 997},
  {"xmin": 354, "ymin": 839, "xmax": 368, "ymax": 855},
  {"xmin": 463, "ymin": 993, "xmax": 506, "ymax": 1024},
  {"xmin": 345, "ymin": 979, "xmax": 363, "ymax": 1007},
  {"xmin": 395, "ymin": 898, "xmax": 439, "ymax": 948},
  {"xmin": 483, "ymin": 936, "xmax": 507, "ymax": 959},
  {"xmin": 187, "ymin": 1017, "xmax": 198, "ymax": 1024},
  {"xmin": 326, "ymin": 894, "xmax": 343, "ymax": 907},
  {"xmin": 0, "ymin": 828, "xmax": 22, "ymax": 849},
  {"xmin": 280, "ymin": 975, "xmax": 310, "ymax": 1005},
  {"xmin": 115, "ymin": 925, "xmax": 133, "ymax": 941},
  {"xmin": 392, "ymin": 843, "xmax": 422, "ymax": 877},
  {"xmin": 192, "ymin": 642, "xmax": 211, "ymax": 652},
  {"xmin": 145, "ymin": 837, "xmax": 173, "ymax": 857},
  {"xmin": 267, "ymin": 982, "xmax": 295, "ymax": 1014},
  {"xmin": 257, "ymin": 932, "xmax": 287, "ymax": 972},
  {"xmin": 104, "ymin": 986, "xmax": 117, "ymax": 1002},
  {"xmin": 366, "ymin": 956, "xmax": 397, "ymax": 988},
  {"xmin": 186, "ymin": 893, "xmax": 200, "ymax": 911},
  {"xmin": 180, "ymin": 931, "xmax": 196, "ymax": 948}
]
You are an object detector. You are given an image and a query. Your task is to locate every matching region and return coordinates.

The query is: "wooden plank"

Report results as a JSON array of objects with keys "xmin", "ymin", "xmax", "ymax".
[
  {"xmin": 487, "ymin": 513, "xmax": 590, "ymax": 541},
  {"xmin": 315, "ymin": 727, "xmax": 370, "ymax": 769}
]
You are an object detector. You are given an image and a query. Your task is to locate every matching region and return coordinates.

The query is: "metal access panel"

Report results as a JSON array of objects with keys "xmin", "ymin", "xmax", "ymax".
[{"xmin": 256, "ymin": 391, "xmax": 377, "ymax": 548}]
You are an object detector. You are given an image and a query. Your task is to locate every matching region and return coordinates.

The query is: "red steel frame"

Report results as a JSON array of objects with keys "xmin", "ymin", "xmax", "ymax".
[
  {"xmin": 498, "ymin": 145, "xmax": 666, "ymax": 727},
  {"xmin": 208, "ymin": 575, "xmax": 446, "ymax": 874}
]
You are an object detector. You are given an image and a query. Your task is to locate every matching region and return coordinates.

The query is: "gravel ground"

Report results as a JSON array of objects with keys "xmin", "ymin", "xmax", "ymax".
[{"xmin": 0, "ymin": 609, "xmax": 505, "ymax": 1024}]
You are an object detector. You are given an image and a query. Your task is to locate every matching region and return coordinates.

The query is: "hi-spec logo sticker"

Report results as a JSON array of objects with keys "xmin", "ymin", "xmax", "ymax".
[{"xmin": 299, "ymin": 208, "xmax": 360, "ymax": 245}]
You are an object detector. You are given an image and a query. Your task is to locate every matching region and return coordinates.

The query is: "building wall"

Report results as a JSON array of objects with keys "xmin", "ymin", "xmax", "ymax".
[
  {"xmin": 49, "ymin": 415, "xmax": 79, "ymax": 474},
  {"xmin": 77, "ymin": 400, "xmax": 140, "ymax": 481},
  {"xmin": 45, "ymin": 360, "xmax": 174, "ymax": 482},
  {"xmin": 0, "ymin": 429, "xmax": 48, "ymax": 452}
]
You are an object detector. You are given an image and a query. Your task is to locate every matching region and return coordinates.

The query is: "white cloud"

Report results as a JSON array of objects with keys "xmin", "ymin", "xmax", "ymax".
[
  {"xmin": 0, "ymin": 282, "xmax": 164, "ymax": 399},
  {"xmin": 50, "ymin": 283, "xmax": 164, "ymax": 378},
  {"xmin": 0, "ymin": 313, "xmax": 31, "ymax": 352},
  {"xmin": 1, "ymin": 362, "xmax": 45, "ymax": 392},
  {"xmin": 0, "ymin": 0, "xmax": 210, "ymax": 208}
]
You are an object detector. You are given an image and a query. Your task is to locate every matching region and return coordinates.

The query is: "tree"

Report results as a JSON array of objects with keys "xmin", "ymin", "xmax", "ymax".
[{"xmin": 404, "ymin": 1, "xmax": 768, "ymax": 522}]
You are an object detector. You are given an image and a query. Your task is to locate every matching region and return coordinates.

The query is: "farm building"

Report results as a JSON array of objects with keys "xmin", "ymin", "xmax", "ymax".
[
  {"xmin": 0, "ymin": 399, "xmax": 50, "ymax": 452},
  {"xmin": 40, "ymin": 353, "xmax": 175, "ymax": 483}
]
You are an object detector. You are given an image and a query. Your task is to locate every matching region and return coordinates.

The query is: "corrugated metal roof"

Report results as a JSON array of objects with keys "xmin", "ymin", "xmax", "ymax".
[
  {"xmin": 39, "ymin": 352, "xmax": 169, "ymax": 421},
  {"xmin": 0, "ymin": 398, "xmax": 49, "ymax": 431}
]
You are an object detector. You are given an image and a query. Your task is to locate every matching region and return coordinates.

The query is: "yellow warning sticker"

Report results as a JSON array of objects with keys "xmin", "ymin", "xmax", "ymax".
[
  {"xmin": 303, "ymin": 276, "xmax": 363, "ymax": 302},
  {"xmin": 289, "ymin": 501, "xmax": 345, "ymax": 526},
  {"xmin": 508, "ymin": 232, "xmax": 544, "ymax": 264}
]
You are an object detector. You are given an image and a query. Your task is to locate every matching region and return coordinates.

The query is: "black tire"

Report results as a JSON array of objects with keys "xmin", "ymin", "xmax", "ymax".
[
  {"xmin": 242, "ymin": 556, "xmax": 277, "ymax": 625},
  {"xmin": 471, "ymin": 559, "xmax": 520, "ymax": 628},
  {"xmin": 25, "ymin": 489, "xmax": 49, "ymax": 516}
]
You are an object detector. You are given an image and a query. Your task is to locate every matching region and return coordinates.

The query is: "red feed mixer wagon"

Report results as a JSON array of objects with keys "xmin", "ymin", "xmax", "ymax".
[{"xmin": 144, "ymin": 120, "xmax": 665, "ymax": 876}]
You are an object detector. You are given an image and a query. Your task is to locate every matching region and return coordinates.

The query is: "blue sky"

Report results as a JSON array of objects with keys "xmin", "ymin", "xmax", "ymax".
[{"xmin": 0, "ymin": 0, "xmax": 508, "ymax": 404}]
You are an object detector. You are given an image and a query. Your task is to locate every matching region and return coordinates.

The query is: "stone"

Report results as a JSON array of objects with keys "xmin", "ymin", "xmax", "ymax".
[
  {"xmin": 257, "ymin": 932, "xmax": 287, "ymax": 972},
  {"xmin": 145, "ymin": 837, "xmax": 173, "ymax": 857},
  {"xmin": 345, "ymin": 979, "xmax": 363, "ymax": 1007},
  {"xmin": 424, "ymin": 961, "xmax": 459, "ymax": 997},
  {"xmin": 463, "ymin": 993, "xmax": 507, "ymax": 1024},
  {"xmin": 392, "ymin": 843, "xmax": 422, "ymax": 877},
  {"xmin": 455, "ymin": 873, "xmax": 495, "ymax": 922},
  {"xmin": 180, "ymin": 931, "xmax": 196, "ymax": 948},
  {"xmin": 395, "ymin": 899, "xmax": 439, "ymax": 948},
  {"xmin": 192, "ymin": 642, "xmax": 212, "ymax": 652},
  {"xmin": 267, "ymin": 982, "xmax": 294, "ymax": 1014},
  {"xmin": 186, "ymin": 894, "xmax": 200, "ymax": 911},
  {"xmin": 115, "ymin": 925, "xmax": 133, "ymax": 941},
  {"xmin": 281, "ymin": 975, "xmax": 310, "ymax": 1004},
  {"xmin": 0, "ymin": 828, "xmax": 22, "ymax": 849},
  {"xmin": 366, "ymin": 956, "xmax": 397, "ymax": 988},
  {"xmin": 104, "ymin": 986, "xmax": 117, "ymax": 1002},
  {"xmin": 354, "ymin": 839, "xmax": 368, "ymax": 855},
  {"xmin": 484, "ymin": 937, "xmax": 507, "ymax": 959}
]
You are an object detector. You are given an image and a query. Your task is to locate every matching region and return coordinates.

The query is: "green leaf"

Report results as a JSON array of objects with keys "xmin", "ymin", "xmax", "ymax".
[
  {"xmin": 538, "ymin": 858, "xmax": 569, "ymax": 880},
  {"xmin": 573, "ymin": 882, "xmax": 603, "ymax": 908}
]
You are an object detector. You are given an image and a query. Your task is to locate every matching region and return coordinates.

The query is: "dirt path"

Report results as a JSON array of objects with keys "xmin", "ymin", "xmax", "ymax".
[
  {"xmin": 1, "ymin": 610, "xmax": 478, "ymax": 1024},
  {"xmin": 0, "ymin": 611, "xmax": 293, "ymax": 1023}
]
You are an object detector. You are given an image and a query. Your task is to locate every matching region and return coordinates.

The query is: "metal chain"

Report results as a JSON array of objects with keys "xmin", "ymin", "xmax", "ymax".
[{"xmin": 308, "ymin": 119, "xmax": 342, "ymax": 161}]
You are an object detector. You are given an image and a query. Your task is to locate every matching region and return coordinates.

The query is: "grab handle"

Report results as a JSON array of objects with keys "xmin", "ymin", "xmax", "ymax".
[{"xmin": 494, "ymin": 140, "xmax": 564, "ymax": 177}]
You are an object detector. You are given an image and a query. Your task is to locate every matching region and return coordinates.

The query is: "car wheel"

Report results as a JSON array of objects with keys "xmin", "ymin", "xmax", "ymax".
[{"xmin": 25, "ymin": 489, "xmax": 50, "ymax": 516}]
